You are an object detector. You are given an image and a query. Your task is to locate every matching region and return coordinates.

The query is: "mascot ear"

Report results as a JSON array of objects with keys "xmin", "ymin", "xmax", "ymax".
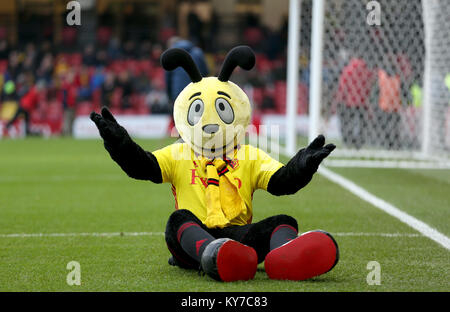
[
  {"xmin": 218, "ymin": 46, "xmax": 255, "ymax": 82},
  {"xmin": 160, "ymin": 48, "xmax": 203, "ymax": 83}
]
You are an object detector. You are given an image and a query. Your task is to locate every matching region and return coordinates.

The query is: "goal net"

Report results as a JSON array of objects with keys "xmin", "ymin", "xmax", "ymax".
[{"xmin": 302, "ymin": 0, "xmax": 450, "ymax": 167}]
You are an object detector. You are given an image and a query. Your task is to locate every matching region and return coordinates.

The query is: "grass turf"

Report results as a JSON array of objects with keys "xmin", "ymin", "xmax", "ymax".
[{"xmin": 0, "ymin": 138, "xmax": 449, "ymax": 291}]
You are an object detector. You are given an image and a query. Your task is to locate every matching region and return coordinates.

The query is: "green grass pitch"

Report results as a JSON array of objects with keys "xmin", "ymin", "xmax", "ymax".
[{"xmin": 0, "ymin": 138, "xmax": 449, "ymax": 291}]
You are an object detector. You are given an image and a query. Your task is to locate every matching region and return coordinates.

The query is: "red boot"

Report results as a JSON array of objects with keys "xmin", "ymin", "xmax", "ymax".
[
  {"xmin": 265, "ymin": 230, "xmax": 339, "ymax": 281},
  {"xmin": 201, "ymin": 238, "xmax": 258, "ymax": 282}
]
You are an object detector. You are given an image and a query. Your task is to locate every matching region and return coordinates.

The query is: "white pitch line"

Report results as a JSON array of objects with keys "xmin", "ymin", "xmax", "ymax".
[
  {"xmin": 324, "ymin": 159, "xmax": 450, "ymax": 169},
  {"xmin": 332, "ymin": 232, "xmax": 422, "ymax": 237},
  {"xmin": 0, "ymin": 231, "xmax": 423, "ymax": 238},
  {"xmin": 0, "ymin": 232, "xmax": 165, "ymax": 238},
  {"xmin": 0, "ymin": 174, "xmax": 124, "ymax": 183},
  {"xmin": 261, "ymin": 135, "xmax": 450, "ymax": 251},
  {"xmin": 318, "ymin": 166, "xmax": 450, "ymax": 250}
]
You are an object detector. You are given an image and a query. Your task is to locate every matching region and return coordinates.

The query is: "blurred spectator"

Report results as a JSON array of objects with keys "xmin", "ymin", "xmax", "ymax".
[
  {"xmin": 187, "ymin": 10, "xmax": 204, "ymax": 48},
  {"xmin": 116, "ymin": 70, "xmax": 134, "ymax": 109},
  {"xmin": 123, "ymin": 40, "xmax": 137, "ymax": 59},
  {"xmin": 138, "ymin": 40, "xmax": 152, "ymax": 59},
  {"xmin": 6, "ymin": 50, "xmax": 22, "ymax": 81},
  {"xmin": 35, "ymin": 52, "xmax": 54, "ymax": 85},
  {"xmin": 22, "ymin": 43, "xmax": 38, "ymax": 73},
  {"xmin": 146, "ymin": 81, "xmax": 170, "ymax": 114},
  {"xmin": 82, "ymin": 44, "xmax": 97, "ymax": 66},
  {"xmin": 4, "ymin": 80, "xmax": 35, "ymax": 135},
  {"xmin": 165, "ymin": 38, "xmax": 209, "ymax": 104},
  {"xmin": 335, "ymin": 57, "xmax": 375, "ymax": 148},
  {"xmin": 101, "ymin": 72, "xmax": 116, "ymax": 108},
  {"xmin": 60, "ymin": 69, "xmax": 78, "ymax": 136},
  {"xmin": 107, "ymin": 37, "xmax": 122, "ymax": 60},
  {"xmin": 97, "ymin": 26, "xmax": 112, "ymax": 47},
  {"xmin": 96, "ymin": 49, "xmax": 109, "ymax": 67},
  {"xmin": 0, "ymin": 38, "xmax": 9, "ymax": 59},
  {"xmin": 374, "ymin": 55, "xmax": 402, "ymax": 149},
  {"xmin": 243, "ymin": 14, "xmax": 266, "ymax": 53}
]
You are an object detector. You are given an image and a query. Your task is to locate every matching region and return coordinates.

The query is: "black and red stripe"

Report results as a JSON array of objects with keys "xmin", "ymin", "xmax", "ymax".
[
  {"xmin": 207, "ymin": 178, "xmax": 220, "ymax": 186},
  {"xmin": 177, "ymin": 222, "xmax": 200, "ymax": 242},
  {"xmin": 218, "ymin": 167, "xmax": 229, "ymax": 176}
]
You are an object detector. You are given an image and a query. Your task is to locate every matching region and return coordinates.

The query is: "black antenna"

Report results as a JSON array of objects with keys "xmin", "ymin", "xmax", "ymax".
[
  {"xmin": 160, "ymin": 48, "xmax": 203, "ymax": 83},
  {"xmin": 218, "ymin": 46, "xmax": 255, "ymax": 82}
]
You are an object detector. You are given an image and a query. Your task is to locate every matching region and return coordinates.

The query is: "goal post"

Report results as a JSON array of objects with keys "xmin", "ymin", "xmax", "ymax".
[
  {"xmin": 294, "ymin": 0, "xmax": 450, "ymax": 167},
  {"xmin": 421, "ymin": 0, "xmax": 450, "ymax": 158}
]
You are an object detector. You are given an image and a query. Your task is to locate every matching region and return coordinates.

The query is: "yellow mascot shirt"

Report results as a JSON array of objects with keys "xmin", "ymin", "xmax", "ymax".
[{"xmin": 153, "ymin": 143, "xmax": 283, "ymax": 226}]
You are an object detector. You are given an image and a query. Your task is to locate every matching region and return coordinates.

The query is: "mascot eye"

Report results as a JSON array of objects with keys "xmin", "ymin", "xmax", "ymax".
[
  {"xmin": 215, "ymin": 98, "xmax": 234, "ymax": 124},
  {"xmin": 187, "ymin": 99, "xmax": 204, "ymax": 126}
]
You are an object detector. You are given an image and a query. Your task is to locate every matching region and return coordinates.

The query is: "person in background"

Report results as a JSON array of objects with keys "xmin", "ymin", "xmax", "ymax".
[
  {"xmin": 101, "ymin": 71, "xmax": 116, "ymax": 108},
  {"xmin": 335, "ymin": 57, "xmax": 374, "ymax": 148},
  {"xmin": 60, "ymin": 69, "xmax": 78, "ymax": 136},
  {"xmin": 374, "ymin": 55, "xmax": 403, "ymax": 149},
  {"xmin": 165, "ymin": 37, "xmax": 209, "ymax": 104},
  {"xmin": 165, "ymin": 37, "xmax": 209, "ymax": 134},
  {"xmin": 145, "ymin": 80, "xmax": 169, "ymax": 114},
  {"xmin": 116, "ymin": 70, "xmax": 133, "ymax": 110},
  {"xmin": 5, "ymin": 79, "xmax": 38, "ymax": 136}
]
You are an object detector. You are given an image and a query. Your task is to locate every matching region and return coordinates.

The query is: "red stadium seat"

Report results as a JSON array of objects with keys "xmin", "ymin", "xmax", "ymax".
[
  {"xmin": 298, "ymin": 83, "xmax": 309, "ymax": 115},
  {"xmin": 110, "ymin": 89, "xmax": 123, "ymax": 108},
  {"xmin": 68, "ymin": 53, "xmax": 82, "ymax": 67},
  {"xmin": 252, "ymin": 87, "xmax": 264, "ymax": 107},
  {"xmin": 274, "ymin": 81, "xmax": 286, "ymax": 114},
  {"xmin": 97, "ymin": 26, "xmax": 112, "ymax": 46},
  {"xmin": 75, "ymin": 101, "xmax": 93, "ymax": 116},
  {"xmin": 62, "ymin": 27, "xmax": 78, "ymax": 46},
  {"xmin": 273, "ymin": 81, "xmax": 310, "ymax": 115},
  {"xmin": 136, "ymin": 105, "xmax": 150, "ymax": 115},
  {"xmin": 92, "ymin": 89, "xmax": 101, "ymax": 106},
  {"xmin": 0, "ymin": 60, "xmax": 8, "ymax": 73}
]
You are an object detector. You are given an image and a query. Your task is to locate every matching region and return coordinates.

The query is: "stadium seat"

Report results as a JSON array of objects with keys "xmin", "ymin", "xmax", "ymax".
[
  {"xmin": 273, "ymin": 81, "xmax": 310, "ymax": 115},
  {"xmin": 97, "ymin": 26, "xmax": 112, "ymax": 46},
  {"xmin": 0, "ymin": 60, "xmax": 8, "ymax": 73},
  {"xmin": 75, "ymin": 101, "xmax": 93, "ymax": 116},
  {"xmin": 62, "ymin": 27, "xmax": 78, "ymax": 47}
]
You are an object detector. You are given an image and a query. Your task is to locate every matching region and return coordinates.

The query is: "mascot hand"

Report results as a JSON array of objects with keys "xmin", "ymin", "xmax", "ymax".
[
  {"xmin": 90, "ymin": 107, "xmax": 131, "ymax": 147},
  {"xmin": 296, "ymin": 135, "xmax": 335, "ymax": 173}
]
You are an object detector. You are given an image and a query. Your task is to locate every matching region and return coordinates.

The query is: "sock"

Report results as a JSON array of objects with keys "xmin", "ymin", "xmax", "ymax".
[
  {"xmin": 177, "ymin": 222, "xmax": 215, "ymax": 263},
  {"xmin": 270, "ymin": 224, "xmax": 298, "ymax": 250}
]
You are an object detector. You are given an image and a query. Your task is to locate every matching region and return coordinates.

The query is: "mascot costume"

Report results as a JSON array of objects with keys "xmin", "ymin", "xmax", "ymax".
[{"xmin": 90, "ymin": 46, "xmax": 339, "ymax": 282}]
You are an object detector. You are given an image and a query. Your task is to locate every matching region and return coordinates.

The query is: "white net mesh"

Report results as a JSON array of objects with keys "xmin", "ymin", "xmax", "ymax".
[{"xmin": 305, "ymin": 0, "xmax": 450, "ymax": 163}]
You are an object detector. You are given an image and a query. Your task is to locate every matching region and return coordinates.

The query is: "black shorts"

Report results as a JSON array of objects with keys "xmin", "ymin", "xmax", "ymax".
[{"xmin": 165, "ymin": 209, "xmax": 298, "ymax": 269}]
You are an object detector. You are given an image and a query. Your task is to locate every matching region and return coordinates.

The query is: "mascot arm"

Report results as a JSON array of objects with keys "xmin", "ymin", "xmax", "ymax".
[
  {"xmin": 105, "ymin": 139, "xmax": 162, "ymax": 183},
  {"xmin": 267, "ymin": 135, "xmax": 335, "ymax": 196},
  {"xmin": 90, "ymin": 107, "xmax": 163, "ymax": 183}
]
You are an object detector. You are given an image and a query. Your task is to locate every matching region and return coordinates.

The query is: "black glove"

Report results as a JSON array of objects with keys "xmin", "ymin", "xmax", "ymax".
[
  {"xmin": 293, "ymin": 134, "xmax": 336, "ymax": 174},
  {"xmin": 267, "ymin": 135, "xmax": 335, "ymax": 196},
  {"xmin": 90, "ymin": 107, "xmax": 131, "ymax": 149}
]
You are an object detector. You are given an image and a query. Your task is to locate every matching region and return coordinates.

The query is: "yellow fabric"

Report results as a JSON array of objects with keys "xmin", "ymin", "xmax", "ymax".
[
  {"xmin": 0, "ymin": 101, "xmax": 19, "ymax": 120},
  {"xmin": 199, "ymin": 157, "xmax": 246, "ymax": 228},
  {"xmin": 153, "ymin": 143, "xmax": 284, "ymax": 228}
]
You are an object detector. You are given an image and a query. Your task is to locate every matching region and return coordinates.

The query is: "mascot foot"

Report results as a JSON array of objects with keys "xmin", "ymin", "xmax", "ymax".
[
  {"xmin": 201, "ymin": 238, "xmax": 257, "ymax": 282},
  {"xmin": 264, "ymin": 230, "xmax": 339, "ymax": 281}
]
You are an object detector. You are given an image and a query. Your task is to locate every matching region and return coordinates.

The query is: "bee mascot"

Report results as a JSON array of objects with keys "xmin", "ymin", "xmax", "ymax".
[{"xmin": 90, "ymin": 46, "xmax": 339, "ymax": 282}]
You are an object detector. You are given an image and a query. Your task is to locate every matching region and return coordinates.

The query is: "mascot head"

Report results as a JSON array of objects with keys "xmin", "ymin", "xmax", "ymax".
[{"xmin": 161, "ymin": 46, "xmax": 255, "ymax": 158}]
